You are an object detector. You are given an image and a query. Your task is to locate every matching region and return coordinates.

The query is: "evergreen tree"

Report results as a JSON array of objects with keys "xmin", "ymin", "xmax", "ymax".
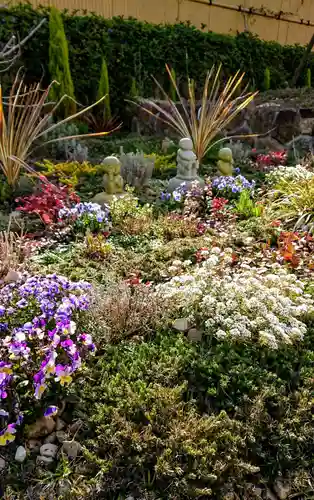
[
  {"xmin": 264, "ymin": 67, "xmax": 270, "ymax": 91},
  {"xmin": 97, "ymin": 58, "xmax": 111, "ymax": 121},
  {"xmin": 169, "ymin": 67, "xmax": 177, "ymax": 102},
  {"xmin": 49, "ymin": 7, "xmax": 76, "ymax": 117}
]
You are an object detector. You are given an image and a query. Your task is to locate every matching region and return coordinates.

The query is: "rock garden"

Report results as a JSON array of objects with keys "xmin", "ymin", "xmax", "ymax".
[{"xmin": 0, "ymin": 4, "xmax": 314, "ymax": 500}]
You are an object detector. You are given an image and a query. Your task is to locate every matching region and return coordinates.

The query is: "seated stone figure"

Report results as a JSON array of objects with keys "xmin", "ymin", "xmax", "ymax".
[
  {"xmin": 92, "ymin": 156, "xmax": 125, "ymax": 205},
  {"xmin": 168, "ymin": 137, "xmax": 204, "ymax": 192},
  {"xmin": 103, "ymin": 156, "xmax": 124, "ymax": 195},
  {"xmin": 217, "ymin": 147, "xmax": 234, "ymax": 176}
]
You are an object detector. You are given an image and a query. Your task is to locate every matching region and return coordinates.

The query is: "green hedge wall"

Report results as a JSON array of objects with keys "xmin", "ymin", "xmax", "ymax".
[{"xmin": 0, "ymin": 3, "xmax": 312, "ymax": 117}]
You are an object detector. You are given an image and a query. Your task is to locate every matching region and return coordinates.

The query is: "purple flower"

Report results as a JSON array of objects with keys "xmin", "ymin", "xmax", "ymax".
[{"xmin": 44, "ymin": 406, "xmax": 58, "ymax": 418}]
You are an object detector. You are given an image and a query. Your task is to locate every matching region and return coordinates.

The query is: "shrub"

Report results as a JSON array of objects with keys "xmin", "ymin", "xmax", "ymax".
[
  {"xmin": 137, "ymin": 65, "xmax": 257, "ymax": 162},
  {"xmin": 234, "ymin": 190, "xmax": 263, "ymax": 219},
  {"xmin": 110, "ymin": 191, "xmax": 153, "ymax": 227},
  {"xmin": 97, "ymin": 58, "xmax": 111, "ymax": 121},
  {"xmin": 265, "ymin": 165, "xmax": 314, "ymax": 185},
  {"xmin": 49, "ymin": 6, "xmax": 76, "ymax": 117},
  {"xmin": 0, "ymin": 273, "xmax": 94, "ymax": 445},
  {"xmin": 156, "ymin": 247, "xmax": 314, "ymax": 348},
  {"xmin": 267, "ymin": 176, "xmax": 314, "ymax": 233},
  {"xmin": 85, "ymin": 281, "xmax": 168, "ymax": 342},
  {"xmin": 1, "ymin": 4, "xmax": 312, "ymax": 117},
  {"xmin": 16, "ymin": 182, "xmax": 80, "ymax": 225},
  {"xmin": 264, "ymin": 67, "xmax": 271, "ymax": 90}
]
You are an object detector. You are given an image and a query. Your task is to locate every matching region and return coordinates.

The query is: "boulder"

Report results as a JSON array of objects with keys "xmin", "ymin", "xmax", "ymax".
[
  {"xmin": 40, "ymin": 443, "xmax": 58, "ymax": 458},
  {"xmin": 274, "ymin": 108, "xmax": 301, "ymax": 143}
]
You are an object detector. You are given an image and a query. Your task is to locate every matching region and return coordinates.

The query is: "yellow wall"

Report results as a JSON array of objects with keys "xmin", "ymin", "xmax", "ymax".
[{"xmin": 15, "ymin": 0, "xmax": 314, "ymax": 46}]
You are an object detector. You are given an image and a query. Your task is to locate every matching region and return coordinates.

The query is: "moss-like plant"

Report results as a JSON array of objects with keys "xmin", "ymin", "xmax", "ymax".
[{"xmin": 49, "ymin": 6, "xmax": 76, "ymax": 117}]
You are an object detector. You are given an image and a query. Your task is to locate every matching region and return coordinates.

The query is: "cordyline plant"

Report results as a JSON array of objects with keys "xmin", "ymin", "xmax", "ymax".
[
  {"xmin": 133, "ymin": 64, "xmax": 258, "ymax": 162},
  {"xmin": 0, "ymin": 73, "xmax": 120, "ymax": 186}
]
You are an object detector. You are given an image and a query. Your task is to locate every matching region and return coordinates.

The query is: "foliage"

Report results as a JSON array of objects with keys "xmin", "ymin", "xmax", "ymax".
[
  {"xmin": 84, "ymin": 232, "xmax": 113, "ymax": 260},
  {"xmin": 70, "ymin": 328, "xmax": 314, "ymax": 498},
  {"xmin": 49, "ymin": 7, "xmax": 76, "ymax": 117},
  {"xmin": 37, "ymin": 160, "xmax": 103, "ymax": 188},
  {"xmin": 85, "ymin": 281, "xmax": 168, "ymax": 342},
  {"xmin": 264, "ymin": 67, "xmax": 270, "ymax": 90},
  {"xmin": 59, "ymin": 201, "xmax": 110, "ymax": 233},
  {"xmin": 0, "ymin": 273, "xmax": 95, "ymax": 446},
  {"xmin": 0, "ymin": 226, "xmax": 27, "ymax": 279},
  {"xmin": 256, "ymin": 150, "xmax": 287, "ymax": 169},
  {"xmin": 234, "ymin": 190, "xmax": 263, "ymax": 219},
  {"xmin": 0, "ymin": 73, "xmax": 112, "ymax": 187},
  {"xmin": 110, "ymin": 190, "xmax": 153, "ymax": 227},
  {"xmin": 267, "ymin": 177, "xmax": 314, "ymax": 233},
  {"xmin": 16, "ymin": 183, "xmax": 80, "ymax": 225},
  {"xmin": 97, "ymin": 58, "xmax": 111, "ymax": 121},
  {"xmin": 137, "ymin": 64, "xmax": 257, "ymax": 162},
  {"xmin": 156, "ymin": 247, "xmax": 314, "ymax": 348},
  {"xmin": 169, "ymin": 67, "xmax": 177, "ymax": 102},
  {"xmin": 151, "ymin": 153, "xmax": 176, "ymax": 179},
  {"xmin": 1, "ymin": 4, "xmax": 312, "ymax": 118},
  {"xmin": 265, "ymin": 165, "xmax": 314, "ymax": 185}
]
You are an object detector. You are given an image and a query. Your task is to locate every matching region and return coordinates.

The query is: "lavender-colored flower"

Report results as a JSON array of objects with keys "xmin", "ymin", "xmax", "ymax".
[{"xmin": 44, "ymin": 406, "xmax": 58, "ymax": 418}]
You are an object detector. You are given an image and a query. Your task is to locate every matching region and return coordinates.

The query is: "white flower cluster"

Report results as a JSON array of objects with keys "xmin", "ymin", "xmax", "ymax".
[
  {"xmin": 157, "ymin": 248, "xmax": 314, "ymax": 348},
  {"xmin": 266, "ymin": 165, "xmax": 314, "ymax": 185}
]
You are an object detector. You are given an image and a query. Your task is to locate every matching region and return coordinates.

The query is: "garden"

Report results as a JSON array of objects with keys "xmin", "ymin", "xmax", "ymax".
[{"xmin": 0, "ymin": 3, "xmax": 314, "ymax": 500}]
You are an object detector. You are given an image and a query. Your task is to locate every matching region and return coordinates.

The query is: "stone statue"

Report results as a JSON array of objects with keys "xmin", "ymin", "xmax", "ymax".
[
  {"xmin": 92, "ymin": 156, "xmax": 125, "ymax": 205},
  {"xmin": 168, "ymin": 138, "xmax": 204, "ymax": 192},
  {"xmin": 217, "ymin": 147, "xmax": 234, "ymax": 176},
  {"xmin": 102, "ymin": 156, "xmax": 124, "ymax": 194}
]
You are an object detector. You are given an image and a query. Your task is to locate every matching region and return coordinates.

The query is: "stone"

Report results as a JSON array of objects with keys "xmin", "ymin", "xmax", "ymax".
[
  {"xmin": 4, "ymin": 270, "xmax": 22, "ymax": 283},
  {"xmin": 180, "ymin": 137, "xmax": 193, "ymax": 150},
  {"xmin": 102, "ymin": 156, "xmax": 124, "ymax": 195},
  {"xmin": 286, "ymin": 134, "xmax": 314, "ymax": 154},
  {"xmin": 61, "ymin": 440, "xmax": 81, "ymax": 459},
  {"xmin": 27, "ymin": 416, "xmax": 56, "ymax": 439},
  {"xmin": 168, "ymin": 138, "xmax": 204, "ymax": 192},
  {"xmin": 187, "ymin": 328, "xmax": 203, "ymax": 342},
  {"xmin": 55, "ymin": 418, "xmax": 66, "ymax": 431},
  {"xmin": 217, "ymin": 147, "xmax": 234, "ymax": 176},
  {"xmin": 92, "ymin": 155, "xmax": 125, "ymax": 204},
  {"xmin": 15, "ymin": 445, "xmax": 27, "ymax": 463},
  {"xmin": 0, "ymin": 457, "xmax": 5, "ymax": 470},
  {"xmin": 36, "ymin": 455, "xmax": 54, "ymax": 467},
  {"xmin": 274, "ymin": 479, "xmax": 291, "ymax": 500},
  {"xmin": 69, "ymin": 420, "xmax": 83, "ymax": 435},
  {"xmin": 56, "ymin": 431, "xmax": 68, "ymax": 443},
  {"xmin": 173, "ymin": 318, "xmax": 191, "ymax": 332},
  {"xmin": 40, "ymin": 443, "xmax": 58, "ymax": 459},
  {"xmin": 28, "ymin": 439, "xmax": 42, "ymax": 452},
  {"xmin": 274, "ymin": 108, "xmax": 301, "ymax": 143},
  {"xmin": 44, "ymin": 432, "xmax": 57, "ymax": 444}
]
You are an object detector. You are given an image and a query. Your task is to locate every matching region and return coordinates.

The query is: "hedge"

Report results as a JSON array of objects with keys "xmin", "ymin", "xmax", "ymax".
[{"xmin": 0, "ymin": 3, "xmax": 312, "ymax": 118}]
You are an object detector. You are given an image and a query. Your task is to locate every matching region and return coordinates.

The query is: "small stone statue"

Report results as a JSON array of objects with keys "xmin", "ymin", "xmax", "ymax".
[
  {"xmin": 217, "ymin": 147, "xmax": 234, "ymax": 176},
  {"xmin": 102, "ymin": 156, "xmax": 124, "ymax": 195},
  {"xmin": 92, "ymin": 156, "xmax": 124, "ymax": 205},
  {"xmin": 168, "ymin": 137, "xmax": 204, "ymax": 192}
]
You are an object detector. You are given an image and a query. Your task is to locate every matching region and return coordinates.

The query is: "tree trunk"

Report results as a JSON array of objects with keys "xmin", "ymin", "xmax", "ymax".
[{"xmin": 291, "ymin": 33, "xmax": 314, "ymax": 88}]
